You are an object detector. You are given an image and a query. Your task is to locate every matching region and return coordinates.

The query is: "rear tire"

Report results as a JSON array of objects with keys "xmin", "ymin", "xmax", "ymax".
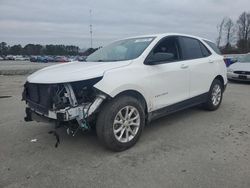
[
  {"xmin": 96, "ymin": 95, "xmax": 145, "ymax": 151},
  {"xmin": 203, "ymin": 79, "xmax": 223, "ymax": 111}
]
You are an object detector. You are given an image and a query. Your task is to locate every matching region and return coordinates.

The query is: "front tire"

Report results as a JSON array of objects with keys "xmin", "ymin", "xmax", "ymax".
[
  {"xmin": 203, "ymin": 79, "xmax": 223, "ymax": 111},
  {"xmin": 96, "ymin": 95, "xmax": 145, "ymax": 151}
]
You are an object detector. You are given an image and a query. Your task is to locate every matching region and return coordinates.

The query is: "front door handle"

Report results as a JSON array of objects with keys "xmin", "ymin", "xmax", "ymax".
[
  {"xmin": 209, "ymin": 60, "xmax": 214, "ymax": 63},
  {"xmin": 180, "ymin": 64, "xmax": 189, "ymax": 69}
]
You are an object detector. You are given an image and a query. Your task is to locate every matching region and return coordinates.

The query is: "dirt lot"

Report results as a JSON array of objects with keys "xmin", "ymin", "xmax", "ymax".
[
  {"xmin": 0, "ymin": 61, "xmax": 56, "ymax": 75},
  {"xmin": 0, "ymin": 75, "xmax": 250, "ymax": 188}
]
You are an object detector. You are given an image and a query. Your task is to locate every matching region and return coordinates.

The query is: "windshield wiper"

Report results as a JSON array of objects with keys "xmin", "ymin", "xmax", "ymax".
[
  {"xmin": 87, "ymin": 59, "xmax": 120, "ymax": 62},
  {"xmin": 85, "ymin": 59, "xmax": 104, "ymax": 62}
]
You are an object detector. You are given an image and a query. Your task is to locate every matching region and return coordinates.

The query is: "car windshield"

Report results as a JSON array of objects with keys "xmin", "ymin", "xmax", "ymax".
[
  {"xmin": 86, "ymin": 37, "xmax": 155, "ymax": 62},
  {"xmin": 238, "ymin": 54, "xmax": 250, "ymax": 63}
]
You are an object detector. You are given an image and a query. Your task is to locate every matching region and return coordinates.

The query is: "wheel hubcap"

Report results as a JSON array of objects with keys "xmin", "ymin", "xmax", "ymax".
[
  {"xmin": 113, "ymin": 106, "xmax": 140, "ymax": 143},
  {"xmin": 211, "ymin": 84, "xmax": 221, "ymax": 106}
]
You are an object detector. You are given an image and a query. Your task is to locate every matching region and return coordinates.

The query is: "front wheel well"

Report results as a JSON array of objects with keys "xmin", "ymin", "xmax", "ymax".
[{"xmin": 114, "ymin": 90, "xmax": 148, "ymax": 114}]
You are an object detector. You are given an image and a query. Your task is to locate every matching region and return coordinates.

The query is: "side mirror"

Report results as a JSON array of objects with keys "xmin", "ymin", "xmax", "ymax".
[{"xmin": 145, "ymin": 52, "xmax": 174, "ymax": 65}]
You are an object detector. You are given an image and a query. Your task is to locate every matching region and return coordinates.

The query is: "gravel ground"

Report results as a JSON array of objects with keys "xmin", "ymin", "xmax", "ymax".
[
  {"xmin": 0, "ymin": 75, "xmax": 250, "ymax": 188},
  {"xmin": 0, "ymin": 61, "xmax": 56, "ymax": 75}
]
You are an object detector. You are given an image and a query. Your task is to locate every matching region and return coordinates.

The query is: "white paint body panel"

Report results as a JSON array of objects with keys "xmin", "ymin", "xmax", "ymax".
[
  {"xmin": 94, "ymin": 60, "xmax": 190, "ymax": 111},
  {"xmin": 27, "ymin": 33, "xmax": 227, "ymax": 113},
  {"xmin": 187, "ymin": 55, "xmax": 225, "ymax": 97},
  {"xmin": 27, "ymin": 61, "xmax": 131, "ymax": 83}
]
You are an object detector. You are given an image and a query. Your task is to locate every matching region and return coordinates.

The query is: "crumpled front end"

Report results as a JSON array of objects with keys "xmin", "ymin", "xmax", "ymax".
[{"xmin": 22, "ymin": 77, "xmax": 106, "ymax": 130}]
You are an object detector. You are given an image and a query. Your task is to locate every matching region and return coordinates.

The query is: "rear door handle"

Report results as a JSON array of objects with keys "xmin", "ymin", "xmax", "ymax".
[{"xmin": 180, "ymin": 64, "xmax": 189, "ymax": 69}]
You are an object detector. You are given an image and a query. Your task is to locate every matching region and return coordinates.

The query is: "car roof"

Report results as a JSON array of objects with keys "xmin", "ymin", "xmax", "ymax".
[{"xmin": 124, "ymin": 33, "xmax": 214, "ymax": 43}]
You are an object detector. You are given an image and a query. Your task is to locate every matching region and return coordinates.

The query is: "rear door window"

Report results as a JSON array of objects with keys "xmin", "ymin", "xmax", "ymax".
[{"xmin": 179, "ymin": 37, "xmax": 205, "ymax": 60}]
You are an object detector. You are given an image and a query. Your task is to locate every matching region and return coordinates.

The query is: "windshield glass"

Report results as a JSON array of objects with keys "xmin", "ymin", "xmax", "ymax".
[
  {"xmin": 238, "ymin": 54, "xmax": 250, "ymax": 63},
  {"xmin": 86, "ymin": 37, "xmax": 155, "ymax": 62}
]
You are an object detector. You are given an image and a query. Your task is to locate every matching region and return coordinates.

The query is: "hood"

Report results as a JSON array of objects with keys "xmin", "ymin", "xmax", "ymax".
[
  {"xmin": 27, "ymin": 60, "xmax": 131, "ymax": 84},
  {"xmin": 229, "ymin": 62, "xmax": 250, "ymax": 72}
]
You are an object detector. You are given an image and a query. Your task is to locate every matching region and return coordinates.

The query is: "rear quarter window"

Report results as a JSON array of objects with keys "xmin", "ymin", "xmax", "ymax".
[
  {"xmin": 179, "ymin": 37, "xmax": 204, "ymax": 60},
  {"xmin": 199, "ymin": 42, "xmax": 211, "ymax": 57},
  {"xmin": 203, "ymin": 40, "xmax": 221, "ymax": 55}
]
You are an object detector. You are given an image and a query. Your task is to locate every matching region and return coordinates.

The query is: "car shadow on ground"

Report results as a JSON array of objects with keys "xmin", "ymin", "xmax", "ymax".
[
  {"xmin": 145, "ymin": 106, "xmax": 202, "ymax": 129},
  {"xmin": 41, "ymin": 106, "xmax": 204, "ymax": 154}
]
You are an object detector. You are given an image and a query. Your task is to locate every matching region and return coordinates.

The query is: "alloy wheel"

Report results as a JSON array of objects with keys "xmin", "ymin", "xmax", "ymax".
[
  {"xmin": 211, "ymin": 84, "xmax": 222, "ymax": 106},
  {"xmin": 113, "ymin": 106, "xmax": 140, "ymax": 143}
]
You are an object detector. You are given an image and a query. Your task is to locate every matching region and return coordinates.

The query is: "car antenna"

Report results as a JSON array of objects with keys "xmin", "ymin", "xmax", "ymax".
[{"xmin": 89, "ymin": 9, "xmax": 93, "ymax": 49}]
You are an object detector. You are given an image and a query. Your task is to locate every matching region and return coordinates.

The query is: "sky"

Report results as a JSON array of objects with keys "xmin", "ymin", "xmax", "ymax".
[{"xmin": 0, "ymin": 0, "xmax": 249, "ymax": 48}]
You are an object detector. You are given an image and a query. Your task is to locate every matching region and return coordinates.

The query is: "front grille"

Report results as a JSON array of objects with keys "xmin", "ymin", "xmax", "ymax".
[
  {"xmin": 234, "ymin": 71, "xmax": 250, "ymax": 75},
  {"xmin": 23, "ymin": 82, "xmax": 54, "ymax": 114}
]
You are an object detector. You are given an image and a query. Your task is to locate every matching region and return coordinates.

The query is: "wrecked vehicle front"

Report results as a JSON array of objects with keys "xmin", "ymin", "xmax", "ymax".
[{"xmin": 22, "ymin": 60, "xmax": 131, "ymax": 133}]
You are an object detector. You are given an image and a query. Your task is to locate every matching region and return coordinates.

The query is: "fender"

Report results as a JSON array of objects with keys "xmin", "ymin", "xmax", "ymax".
[{"xmin": 94, "ymin": 66, "xmax": 154, "ymax": 112}]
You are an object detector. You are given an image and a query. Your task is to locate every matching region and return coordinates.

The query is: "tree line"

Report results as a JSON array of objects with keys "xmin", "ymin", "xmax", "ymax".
[
  {"xmin": 217, "ymin": 11, "xmax": 250, "ymax": 54},
  {"xmin": 2, "ymin": 11, "xmax": 249, "ymax": 56},
  {"xmin": 0, "ymin": 43, "xmax": 81, "ymax": 56}
]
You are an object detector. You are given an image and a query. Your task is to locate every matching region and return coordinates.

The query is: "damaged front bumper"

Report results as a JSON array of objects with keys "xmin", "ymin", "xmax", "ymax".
[
  {"xmin": 23, "ymin": 81, "xmax": 106, "ymax": 129},
  {"xmin": 25, "ymin": 96, "xmax": 105, "ymax": 122}
]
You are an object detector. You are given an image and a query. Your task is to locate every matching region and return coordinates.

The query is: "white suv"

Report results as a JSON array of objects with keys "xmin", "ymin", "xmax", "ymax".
[{"xmin": 23, "ymin": 33, "xmax": 227, "ymax": 151}]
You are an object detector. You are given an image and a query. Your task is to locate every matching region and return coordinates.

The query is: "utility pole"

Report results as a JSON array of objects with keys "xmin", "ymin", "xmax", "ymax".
[{"xmin": 89, "ymin": 9, "xmax": 93, "ymax": 48}]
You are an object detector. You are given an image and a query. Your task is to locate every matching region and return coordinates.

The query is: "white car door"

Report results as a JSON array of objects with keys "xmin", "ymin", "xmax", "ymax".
[
  {"xmin": 178, "ymin": 37, "xmax": 216, "ymax": 97},
  {"xmin": 144, "ymin": 36, "xmax": 190, "ymax": 111}
]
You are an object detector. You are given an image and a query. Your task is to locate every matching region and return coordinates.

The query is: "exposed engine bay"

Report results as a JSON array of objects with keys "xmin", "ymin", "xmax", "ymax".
[{"xmin": 22, "ymin": 77, "xmax": 106, "ymax": 135}]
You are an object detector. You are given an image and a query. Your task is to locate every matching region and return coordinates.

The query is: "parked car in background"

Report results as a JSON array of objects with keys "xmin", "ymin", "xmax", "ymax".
[
  {"xmin": 23, "ymin": 56, "xmax": 30, "ymax": 61},
  {"xmin": 68, "ymin": 56, "xmax": 87, "ymax": 62},
  {"xmin": 14, "ymin": 55, "xmax": 29, "ymax": 61},
  {"xmin": 30, "ymin": 56, "xmax": 53, "ymax": 63},
  {"xmin": 46, "ymin": 56, "xmax": 56, "ymax": 62},
  {"xmin": 227, "ymin": 53, "xmax": 250, "ymax": 81},
  {"xmin": 55, "ymin": 56, "xmax": 69, "ymax": 63},
  {"xmin": 30, "ymin": 55, "xmax": 70, "ymax": 63},
  {"xmin": 30, "ymin": 56, "xmax": 38, "ymax": 62},
  {"xmin": 223, "ymin": 56, "xmax": 237, "ymax": 67},
  {"xmin": 40, "ymin": 56, "xmax": 55, "ymax": 63},
  {"xmin": 77, "ymin": 56, "xmax": 87, "ymax": 62},
  {"xmin": 68, "ymin": 56, "xmax": 76, "ymax": 62},
  {"xmin": 36, "ymin": 56, "xmax": 47, "ymax": 63},
  {"xmin": 5, "ymin": 55, "xmax": 15, "ymax": 60},
  {"xmin": 223, "ymin": 54, "xmax": 244, "ymax": 67},
  {"xmin": 23, "ymin": 33, "xmax": 227, "ymax": 151},
  {"xmin": 0, "ymin": 56, "xmax": 4, "ymax": 61}
]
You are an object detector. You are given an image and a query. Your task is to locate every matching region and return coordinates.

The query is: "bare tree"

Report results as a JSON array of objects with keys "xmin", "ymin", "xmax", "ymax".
[
  {"xmin": 237, "ymin": 12, "xmax": 250, "ymax": 51},
  {"xmin": 224, "ymin": 17, "xmax": 235, "ymax": 47},
  {"xmin": 216, "ymin": 18, "xmax": 226, "ymax": 47}
]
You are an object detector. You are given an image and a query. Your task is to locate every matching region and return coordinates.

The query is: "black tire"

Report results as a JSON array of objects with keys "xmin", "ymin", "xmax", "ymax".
[
  {"xmin": 203, "ymin": 79, "xmax": 223, "ymax": 111},
  {"xmin": 96, "ymin": 95, "xmax": 145, "ymax": 151}
]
